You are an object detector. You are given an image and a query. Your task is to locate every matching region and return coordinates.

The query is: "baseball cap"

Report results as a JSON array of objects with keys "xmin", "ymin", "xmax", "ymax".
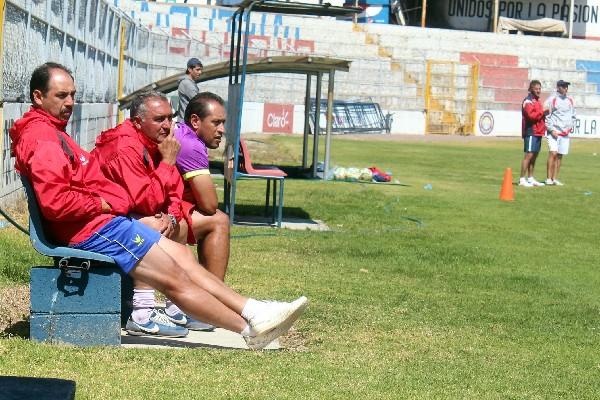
[
  {"xmin": 187, "ymin": 58, "xmax": 203, "ymax": 69},
  {"xmin": 557, "ymin": 79, "xmax": 570, "ymax": 87}
]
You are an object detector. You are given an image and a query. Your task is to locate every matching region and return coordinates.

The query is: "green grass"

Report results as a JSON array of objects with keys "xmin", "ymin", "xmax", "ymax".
[{"xmin": 2, "ymin": 135, "xmax": 600, "ymax": 399}]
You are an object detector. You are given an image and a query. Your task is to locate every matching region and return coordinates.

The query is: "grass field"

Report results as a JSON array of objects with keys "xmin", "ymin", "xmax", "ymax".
[{"xmin": 1, "ymin": 134, "xmax": 600, "ymax": 399}]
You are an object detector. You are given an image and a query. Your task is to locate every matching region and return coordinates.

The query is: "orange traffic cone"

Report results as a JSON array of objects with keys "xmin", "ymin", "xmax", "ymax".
[{"xmin": 499, "ymin": 168, "xmax": 515, "ymax": 201}]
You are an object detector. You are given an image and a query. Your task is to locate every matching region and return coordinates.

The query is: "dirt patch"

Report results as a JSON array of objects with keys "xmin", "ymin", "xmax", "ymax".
[
  {"xmin": 278, "ymin": 327, "xmax": 309, "ymax": 352},
  {"xmin": 0, "ymin": 285, "xmax": 29, "ymax": 336}
]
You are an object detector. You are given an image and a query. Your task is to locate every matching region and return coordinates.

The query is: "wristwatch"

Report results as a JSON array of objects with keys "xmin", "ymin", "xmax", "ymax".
[{"xmin": 167, "ymin": 213, "xmax": 177, "ymax": 228}]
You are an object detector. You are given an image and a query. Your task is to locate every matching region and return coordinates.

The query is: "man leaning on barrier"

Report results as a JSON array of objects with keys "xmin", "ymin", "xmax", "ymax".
[{"xmin": 9, "ymin": 62, "xmax": 307, "ymax": 350}]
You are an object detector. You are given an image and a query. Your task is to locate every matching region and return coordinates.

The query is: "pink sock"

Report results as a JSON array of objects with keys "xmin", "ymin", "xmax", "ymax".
[
  {"xmin": 165, "ymin": 299, "xmax": 183, "ymax": 317},
  {"xmin": 131, "ymin": 289, "xmax": 155, "ymax": 324}
]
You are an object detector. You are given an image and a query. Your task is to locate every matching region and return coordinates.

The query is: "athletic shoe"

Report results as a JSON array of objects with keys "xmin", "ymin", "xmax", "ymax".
[
  {"xmin": 125, "ymin": 309, "xmax": 189, "ymax": 337},
  {"xmin": 553, "ymin": 179, "xmax": 564, "ymax": 186},
  {"xmin": 166, "ymin": 312, "xmax": 215, "ymax": 332},
  {"xmin": 519, "ymin": 178, "xmax": 533, "ymax": 187},
  {"xmin": 545, "ymin": 179, "xmax": 555, "ymax": 185},
  {"xmin": 527, "ymin": 177, "xmax": 545, "ymax": 187},
  {"xmin": 244, "ymin": 296, "xmax": 309, "ymax": 350}
]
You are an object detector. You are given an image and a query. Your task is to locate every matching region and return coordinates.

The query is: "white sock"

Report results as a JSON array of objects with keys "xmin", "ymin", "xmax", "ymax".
[
  {"xmin": 240, "ymin": 324, "xmax": 255, "ymax": 337},
  {"xmin": 241, "ymin": 298, "xmax": 262, "ymax": 320},
  {"xmin": 165, "ymin": 299, "xmax": 183, "ymax": 317},
  {"xmin": 131, "ymin": 289, "xmax": 155, "ymax": 324}
]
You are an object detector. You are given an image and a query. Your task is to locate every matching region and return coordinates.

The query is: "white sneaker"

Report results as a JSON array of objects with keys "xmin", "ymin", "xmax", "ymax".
[
  {"xmin": 244, "ymin": 296, "xmax": 309, "ymax": 350},
  {"xmin": 545, "ymin": 179, "xmax": 555, "ymax": 185},
  {"xmin": 553, "ymin": 179, "xmax": 564, "ymax": 186},
  {"xmin": 527, "ymin": 177, "xmax": 545, "ymax": 187},
  {"xmin": 519, "ymin": 178, "xmax": 533, "ymax": 187}
]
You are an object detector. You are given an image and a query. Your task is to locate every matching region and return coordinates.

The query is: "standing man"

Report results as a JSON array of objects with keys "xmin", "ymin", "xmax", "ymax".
[
  {"xmin": 11, "ymin": 62, "xmax": 308, "ymax": 349},
  {"xmin": 545, "ymin": 80, "xmax": 576, "ymax": 186},
  {"xmin": 177, "ymin": 58, "xmax": 203, "ymax": 121},
  {"xmin": 174, "ymin": 92, "xmax": 230, "ymax": 281},
  {"xmin": 519, "ymin": 80, "xmax": 547, "ymax": 187}
]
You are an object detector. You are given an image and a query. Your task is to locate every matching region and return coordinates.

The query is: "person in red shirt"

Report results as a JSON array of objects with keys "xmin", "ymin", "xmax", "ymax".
[
  {"xmin": 519, "ymin": 80, "xmax": 548, "ymax": 187},
  {"xmin": 93, "ymin": 91, "xmax": 221, "ymax": 333},
  {"xmin": 11, "ymin": 62, "xmax": 307, "ymax": 349}
]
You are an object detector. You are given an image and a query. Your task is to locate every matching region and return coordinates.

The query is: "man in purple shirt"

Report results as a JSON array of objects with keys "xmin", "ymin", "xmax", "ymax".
[{"xmin": 174, "ymin": 92, "xmax": 230, "ymax": 283}]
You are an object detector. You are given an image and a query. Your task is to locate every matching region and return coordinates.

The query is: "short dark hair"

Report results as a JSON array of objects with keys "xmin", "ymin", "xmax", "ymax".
[
  {"xmin": 29, "ymin": 62, "xmax": 73, "ymax": 103},
  {"xmin": 528, "ymin": 80, "xmax": 541, "ymax": 92},
  {"xmin": 184, "ymin": 92, "xmax": 225, "ymax": 125},
  {"xmin": 130, "ymin": 90, "xmax": 169, "ymax": 119}
]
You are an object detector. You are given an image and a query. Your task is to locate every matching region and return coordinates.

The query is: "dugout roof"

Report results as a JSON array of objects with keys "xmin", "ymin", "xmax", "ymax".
[{"xmin": 118, "ymin": 56, "xmax": 351, "ymax": 109}]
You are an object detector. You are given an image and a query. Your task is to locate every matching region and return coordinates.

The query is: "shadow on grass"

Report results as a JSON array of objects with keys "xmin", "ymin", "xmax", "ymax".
[{"xmin": 2, "ymin": 318, "xmax": 29, "ymax": 339}]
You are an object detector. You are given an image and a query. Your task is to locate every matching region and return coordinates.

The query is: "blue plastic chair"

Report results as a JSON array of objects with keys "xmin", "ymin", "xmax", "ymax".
[{"xmin": 21, "ymin": 176, "xmax": 116, "ymax": 270}]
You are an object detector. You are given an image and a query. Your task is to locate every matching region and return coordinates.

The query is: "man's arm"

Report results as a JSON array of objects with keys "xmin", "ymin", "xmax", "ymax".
[
  {"xmin": 188, "ymin": 174, "xmax": 218, "ymax": 215},
  {"xmin": 105, "ymin": 146, "xmax": 182, "ymax": 218},
  {"xmin": 28, "ymin": 140, "xmax": 104, "ymax": 221},
  {"xmin": 179, "ymin": 78, "xmax": 199, "ymax": 99},
  {"xmin": 523, "ymin": 100, "xmax": 544, "ymax": 122}
]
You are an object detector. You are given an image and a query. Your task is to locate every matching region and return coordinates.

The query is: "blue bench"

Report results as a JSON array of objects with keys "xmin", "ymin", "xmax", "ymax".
[{"xmin": 22, "ymin": 176, "xmax": 131, "ymax": 346}]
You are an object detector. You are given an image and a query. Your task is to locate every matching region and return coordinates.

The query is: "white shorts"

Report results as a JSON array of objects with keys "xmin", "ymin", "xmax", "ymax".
[{"xmin": 546, "ymin": 134, "xmax": 570, "ymax": 155}]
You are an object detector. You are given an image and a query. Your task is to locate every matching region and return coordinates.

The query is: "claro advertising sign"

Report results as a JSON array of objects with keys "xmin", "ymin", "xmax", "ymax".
[{"xmin": 263, "ymin": 103, "xmax": 294, "ymax": 134}]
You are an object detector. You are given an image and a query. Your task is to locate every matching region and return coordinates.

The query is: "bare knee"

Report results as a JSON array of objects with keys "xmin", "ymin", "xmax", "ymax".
[{"xmin": 213, "ymin": 210, "xmax": 230, "ymax": 233}]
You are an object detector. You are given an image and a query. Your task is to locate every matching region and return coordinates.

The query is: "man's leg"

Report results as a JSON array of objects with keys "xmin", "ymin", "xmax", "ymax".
[
  {"xmin": 135, "ymin": 215, "xmax": 214, "ymax": 331},
  {"xmin": 527, "ymin": 152, "xmax": 538, "ymax": 178},
  {"xmin": 190, "ymin": 209, "xmax": 230, "ymax": 281},
  {"xmin": 133, "ymin": 237, "xmax": 308, "ymax": 347},
  {"xmin": 555, "ymin": 154, "xmax": 563, "ymax": 180},
  {"xmin": 129, "ymin": 240, "xmax": 247, "ymax": 333},
  {"xmin": 547, "ymin": 151, "xmax": 558, "ymax": 181}
]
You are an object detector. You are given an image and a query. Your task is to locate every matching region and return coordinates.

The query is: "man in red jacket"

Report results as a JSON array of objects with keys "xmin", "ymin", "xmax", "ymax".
[
  {"xmin": 93, "ymin": 91, "xmax": 220, "ymax": 333},
  {"xmin": 11, "ymin": 62, "xmax": 307, "ymax": 349},
  {"xmin": 520, "ymin": 80, "xmax": 548, "ymax": 187}
]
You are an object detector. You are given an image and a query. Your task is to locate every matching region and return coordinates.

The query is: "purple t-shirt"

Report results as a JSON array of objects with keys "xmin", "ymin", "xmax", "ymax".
[{"xmin": 174, "ymin": 122, "xmax": 210, "ymax": 180}]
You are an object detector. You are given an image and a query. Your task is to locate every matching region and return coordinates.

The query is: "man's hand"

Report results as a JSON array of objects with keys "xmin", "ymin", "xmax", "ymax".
[
  {"xmin": 154, "ymin": 212, "xmax": 175, "ymax": 238},
  {"xmin": 100, "ymin": 198, "xmax": 112, "ymax": 213},
  {"xmin": 158, "ymin": 122, "xmax": 181, "ymax": 165}
]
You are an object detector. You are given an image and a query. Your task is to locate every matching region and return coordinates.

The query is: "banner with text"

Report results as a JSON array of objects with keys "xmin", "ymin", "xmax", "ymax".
[
  {"xmin": 476, "ymin": 109, "xmax": 600, "ymax": 137},
  {"xmin": 443, "ymin": 0, "xmax": 600, "ymax": 38},
  {"xmin": 263, "ymin": 103, "xmax": 294, "ymax": 134}
]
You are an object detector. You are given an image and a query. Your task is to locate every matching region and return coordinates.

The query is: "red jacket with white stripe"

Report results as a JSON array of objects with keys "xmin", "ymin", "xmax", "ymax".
[
  {"xmin": 92, "ymin": 120, "xmax": 184, "ymax": 222},
  {"xmin": 10, "ymin": 107, "xmax": 131, "ymax": 245},
  {"xmin": 521, "ymin": 94, "xmax": 546, "ymax": 138}
]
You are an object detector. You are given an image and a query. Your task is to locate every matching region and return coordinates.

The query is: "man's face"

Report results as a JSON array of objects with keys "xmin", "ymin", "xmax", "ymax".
[
  {"xmin": 189, "ymin": 65, "xmax": 203, "ymax": 81},
  {"xmin": 557, "ymin": 85, "xmax": 569, "ymax": 95},
  {"xmin": 133, "ymin": 98, "xmax": 173, "ymax": 143},
  {"xmin": 32, "ymin": 68, "xmax": 76, "ymax": 121},
  {"xmin": 190, "ymin": 101, "xmax": 226, "ymax": 149},
  {"xmin": 530, "ymin": 84, "xmax": 541, "ymax": 98}
]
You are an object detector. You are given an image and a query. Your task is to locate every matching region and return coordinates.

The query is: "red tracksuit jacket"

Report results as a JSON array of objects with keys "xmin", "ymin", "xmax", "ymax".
[
  {"xmin": 92, "ymin": 120, "xmax": 184, "ymax": 222},
  {"xmin": 521, "ymin": 94, "xmax": 546, "ymax": 138},
  {"xmin": 10, "ymin": 107, "xmax": 131, "ymax": 245}
]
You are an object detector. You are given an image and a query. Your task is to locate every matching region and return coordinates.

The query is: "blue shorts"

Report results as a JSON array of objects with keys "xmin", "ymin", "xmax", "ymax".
[
  {"xmin": 72, "ymin": 216, "xmax": 161, "ymax": 274},
  {"xmin": 523, "ymin": 135, "xmax": 542, "ymax": 153}
]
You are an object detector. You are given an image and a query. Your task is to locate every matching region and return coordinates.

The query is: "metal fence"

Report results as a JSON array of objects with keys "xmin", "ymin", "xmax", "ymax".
[
  {"xmin": 0, "ymin": 0, "xmax": 220, "ymax": 204},
  {"xmin": 309, "ymin": 98, "xmax": 389, "ymax": 134}
]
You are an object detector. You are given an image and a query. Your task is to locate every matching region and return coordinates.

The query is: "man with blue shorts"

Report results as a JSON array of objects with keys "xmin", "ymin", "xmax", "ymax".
[
  {"xmin": 519, "ymin": 80, "xmax": 547, "ymax": 187},
  {"xmin": 10, "ymin": 62, "xmax": 308, "ymax": 350}
]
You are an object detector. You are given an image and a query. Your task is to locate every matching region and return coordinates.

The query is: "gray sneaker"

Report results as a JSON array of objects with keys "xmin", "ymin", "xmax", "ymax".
[
  {"xmin": 166, "ymin": 312, "xmax": 215, "ymax": 332},
  {"xmin": 125, "ymin": 309, "xmax": 189, "ymax": 337}
]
